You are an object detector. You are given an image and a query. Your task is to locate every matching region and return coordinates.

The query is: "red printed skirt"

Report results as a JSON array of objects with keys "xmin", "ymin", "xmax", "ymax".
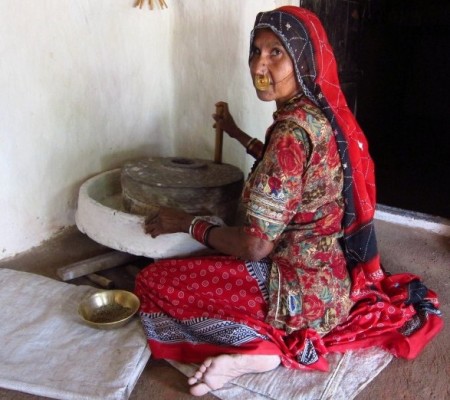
[{"xmin": 135, "ymin": 255, "xmax": 442, "ymax": 371}]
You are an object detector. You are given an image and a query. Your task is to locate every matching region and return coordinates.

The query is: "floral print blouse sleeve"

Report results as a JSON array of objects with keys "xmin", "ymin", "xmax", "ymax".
[{"xmin": 242, "ymin": 119, "xmax": 312, "ymax": 241}]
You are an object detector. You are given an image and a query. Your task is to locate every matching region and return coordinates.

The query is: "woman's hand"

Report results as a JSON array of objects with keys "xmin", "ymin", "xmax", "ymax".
[
  {"xmin": 144, "ymin": 206, "xmax": 274, "ymax": 260},
  {"xmin": 144, "ymin": 207, "xmax": 193, "ymax": 238},
  {"xmin": 213, "ymin": 101, "xmax": 256, "ymax": 150},
  {"xmin": 212, "ymin": 101, "xmax": 241, "ymax": 140}
]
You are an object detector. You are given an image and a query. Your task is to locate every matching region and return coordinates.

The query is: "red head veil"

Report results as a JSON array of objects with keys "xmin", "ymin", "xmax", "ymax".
[{"xmin": 251, "ymin": 6, "xmax": 382, "ymax": 286}]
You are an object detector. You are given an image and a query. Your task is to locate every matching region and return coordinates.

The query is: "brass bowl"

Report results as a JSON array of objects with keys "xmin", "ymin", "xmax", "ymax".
[{"xmin": 78, "ymin": 290, "xmax": 140, "ymax": 330}]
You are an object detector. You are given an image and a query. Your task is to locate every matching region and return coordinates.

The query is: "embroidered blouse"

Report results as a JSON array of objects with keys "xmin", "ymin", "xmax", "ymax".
[{"xmin": 241, "ymin": 94, "xmax": 354, "ymax": 334}]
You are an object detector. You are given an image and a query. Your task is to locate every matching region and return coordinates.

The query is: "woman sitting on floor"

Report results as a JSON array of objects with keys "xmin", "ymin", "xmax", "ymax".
[{"xmin": 135, "ymin": 6, "xmax": 442, "ymax": 397}]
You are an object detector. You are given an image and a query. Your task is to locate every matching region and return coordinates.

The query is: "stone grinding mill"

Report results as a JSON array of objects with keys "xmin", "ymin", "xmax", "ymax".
[
  {"xmin": 121, "ymin": 156, "xmax": 243, "ymax": 225},
  {"xmin": 120, "ymin": 104, "xmax": 244, "ymax": 224},
  {"xmin": 75, "ymin": 105, "xmax": 245, "ymax": 259}
]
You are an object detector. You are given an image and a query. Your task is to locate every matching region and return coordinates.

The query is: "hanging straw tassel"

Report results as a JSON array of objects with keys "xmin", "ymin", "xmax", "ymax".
[
  {"xmin": 134, "ymin": 0, "xmax": 168, "ymax": 10},
  {"xmin": 134, "ymin": 0, "xmax": 145, "ymax": 8}
]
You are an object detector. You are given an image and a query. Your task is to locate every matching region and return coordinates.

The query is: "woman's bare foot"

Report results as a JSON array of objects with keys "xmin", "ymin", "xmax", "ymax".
[{"xmin": 188, "ymin": 354, "xmax": 281, "ymax": 396}]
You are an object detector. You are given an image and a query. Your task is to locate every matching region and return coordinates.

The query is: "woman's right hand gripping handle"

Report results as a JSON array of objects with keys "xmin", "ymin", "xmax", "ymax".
[{"xmin": 212, "ymin": 101, "xmax": 251, "ymax": 147}]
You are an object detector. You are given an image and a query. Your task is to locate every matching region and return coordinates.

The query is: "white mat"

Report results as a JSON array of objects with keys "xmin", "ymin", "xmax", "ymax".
[
  {"xmin": 0, "ymin": 268, "xmax": 151, "ymax": 400},
  {"xmin": 169, "ymin": 338, "xmax": 393, "ymax": 400}
]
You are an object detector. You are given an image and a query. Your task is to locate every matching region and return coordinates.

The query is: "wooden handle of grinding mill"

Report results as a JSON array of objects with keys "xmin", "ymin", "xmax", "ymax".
[{"xmin": 214, "ymin": 104, "xmax": 224, "ymax": 164}]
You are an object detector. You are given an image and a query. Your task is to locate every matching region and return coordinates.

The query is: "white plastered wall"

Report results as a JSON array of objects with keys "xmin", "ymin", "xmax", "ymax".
[{"xmin": 0, "ymin": 0, "xmax": 296, "ymax": 259}]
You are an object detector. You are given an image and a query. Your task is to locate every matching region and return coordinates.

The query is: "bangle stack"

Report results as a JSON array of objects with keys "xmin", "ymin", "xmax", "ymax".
[{"xmin": 189, "ymin": 217, "xmax": 220, "ymax": 248}]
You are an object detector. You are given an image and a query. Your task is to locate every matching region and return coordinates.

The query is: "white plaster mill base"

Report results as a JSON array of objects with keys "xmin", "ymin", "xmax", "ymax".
[{"xmin": 75, "ymin": 169, "xmax": 208, "ymax": 259}]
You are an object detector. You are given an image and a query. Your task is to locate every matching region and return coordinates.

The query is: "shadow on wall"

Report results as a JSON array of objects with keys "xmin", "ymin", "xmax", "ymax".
[
  {"xmin": 100, "ymin": 145, "xmax": 165, "ymax": 171},
  {"xmin": 169, "ymin": 3, "xmax": 244, "ymax": 162}
]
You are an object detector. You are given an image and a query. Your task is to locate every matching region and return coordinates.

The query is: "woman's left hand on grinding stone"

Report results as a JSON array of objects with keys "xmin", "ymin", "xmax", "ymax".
[{"xmin": 144, "ymin": 207, "xmax": 193, "ymax": 237}]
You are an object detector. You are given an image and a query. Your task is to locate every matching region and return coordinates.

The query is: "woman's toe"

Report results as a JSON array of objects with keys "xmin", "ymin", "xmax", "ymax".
[
  {"xmin": 188, "ymin": 376, "xmax": 199, "ymax": 385},
  {"xmin": 190, "ymin": 382, "xmax": 213, "ymax": 397}
]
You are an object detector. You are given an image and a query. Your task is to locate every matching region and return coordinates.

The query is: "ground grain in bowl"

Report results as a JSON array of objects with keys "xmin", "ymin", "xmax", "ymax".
[{"xmin": 90, "ymin": 303, "xmax": 132, "ymax": 323}]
